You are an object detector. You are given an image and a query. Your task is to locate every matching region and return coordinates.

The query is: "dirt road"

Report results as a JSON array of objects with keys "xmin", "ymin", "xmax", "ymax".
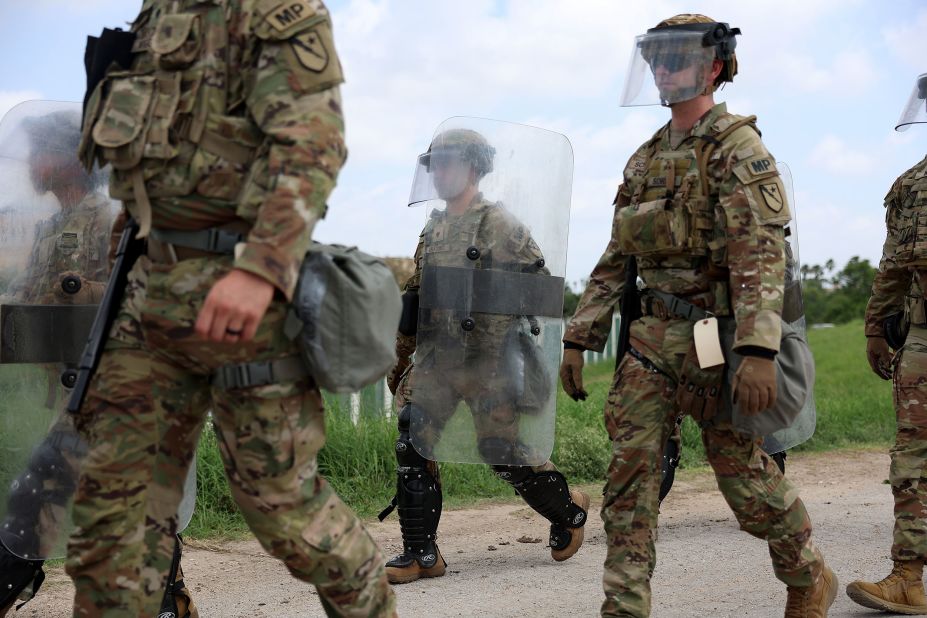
[{"xmin": 23, "ymin": 450, "xmax": 899, "ymax": 617}]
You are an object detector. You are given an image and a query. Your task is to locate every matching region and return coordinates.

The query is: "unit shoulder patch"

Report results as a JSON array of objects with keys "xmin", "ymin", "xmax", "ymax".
[
  {"xmin": 291, "ymin": 27, "xmax": 329, "ymax": 72},
  {"xmin": 265, "ymin": 0, "xmax": 318, "ymax": 31}
]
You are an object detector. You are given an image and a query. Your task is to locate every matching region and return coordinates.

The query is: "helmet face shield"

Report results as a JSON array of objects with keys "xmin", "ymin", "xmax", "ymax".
[
  {"xmin": 409, "ymin": 126, "xmax": 497, "ymax": 205},
  {"xmin": 620, "ymin": 30, "xmax": 716, "ymax": 107},
  {"xmin": 896, "ymin": 73, "xmax": 927, "ymax": 132}
]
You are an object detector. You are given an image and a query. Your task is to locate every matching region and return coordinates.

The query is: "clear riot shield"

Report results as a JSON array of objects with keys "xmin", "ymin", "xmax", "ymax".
[
  {"xmin": 728, "ymin": 162, "xmax": 815, "ymax": 452},
  {"xmin": 407, "ymin": 117, "xmax": 573, "ymax": 466},
  {"xmin": 177, "ymin": 457, "xmax": 197, "ymax": 533},
  {"xmin": 765, "ymin": 163, "xmax": 815, "ymax": 451},
  {"xmin": 0, "ymin": 100, "xmax": 118, "ymax": 559}
]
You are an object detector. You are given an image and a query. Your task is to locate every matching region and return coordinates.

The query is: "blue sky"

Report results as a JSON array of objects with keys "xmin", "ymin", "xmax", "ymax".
[{"xmin": 1, "ymin": 0, "xmax": 925, "ymax": 287}]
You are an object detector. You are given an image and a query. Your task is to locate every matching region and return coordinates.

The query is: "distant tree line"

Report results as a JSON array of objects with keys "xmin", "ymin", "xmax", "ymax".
[{"xmin": 561, "ymin": 256, "xmax": 880, "ymax": 326}]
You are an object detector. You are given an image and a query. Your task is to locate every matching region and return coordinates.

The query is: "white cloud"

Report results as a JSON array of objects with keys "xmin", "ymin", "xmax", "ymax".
[
  {"xmin": 808, "ymin": 135, "xmax": 876, "ymax": 175},
  {"xmin": 883, "ymin": 8, "xmax": 927, "ymax": 70}
]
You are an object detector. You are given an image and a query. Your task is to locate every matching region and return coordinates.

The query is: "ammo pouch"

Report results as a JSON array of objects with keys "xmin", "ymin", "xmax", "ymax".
[
  {"xmin": 676, "ymin": 343, "xmax": 725, "ymax": 423},
  {"xmin": 615, "ymin": 198, "xmax": 710, "ymax": 258},
  {"xmin": 287, "ymin": 242, "xmax": 402, "ymax": 394}
]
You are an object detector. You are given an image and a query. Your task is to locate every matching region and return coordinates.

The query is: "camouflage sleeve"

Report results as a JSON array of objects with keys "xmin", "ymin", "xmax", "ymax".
[
  {"xmin": 403, "ymin": 232, "xmax": 425, "ymax": 294},
  {"xmin": 865, "ymin": 180, "xmax": 912, "ymax": 336},
  {"xmin": 236, "ymin": 1, "xmax": 347, "ymax": 300},
  {"xmin": 390, "ymin": 233, "xmax": 424, "ymax": 375},
  {"xmin": 563, "ymin": 184, "xmax": 631, "ymax": 352},
  {"xmin": 719, "ymin": 127, "xmax": 789, "ymax": 352}
]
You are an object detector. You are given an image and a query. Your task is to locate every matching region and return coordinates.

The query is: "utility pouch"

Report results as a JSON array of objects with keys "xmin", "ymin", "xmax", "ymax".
[{"xmin": 675, "ymin": 341, "xmax": 725, "ymax": 422}]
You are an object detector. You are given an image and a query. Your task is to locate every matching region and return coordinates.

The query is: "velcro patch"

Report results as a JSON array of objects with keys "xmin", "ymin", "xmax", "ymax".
[
  {"xmin": 758, "ymin": 182, "xmax": 784, "ymax": 212},
  {"xmin": 291, "ymin": 27, "xmax": 329, "ymax": 72},
  {"xmin": 748, "ymin": 158, "xmax": 773, "ymax": 176},
  {"xmin": 266, "ymin": 0, "xmax": 317, "ymax": 31}
]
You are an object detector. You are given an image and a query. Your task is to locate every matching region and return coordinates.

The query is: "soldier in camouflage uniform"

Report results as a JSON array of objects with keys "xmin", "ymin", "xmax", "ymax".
[
  {"xmin": 846, "ymin": 72, "xmax": 927, "ymax": 615},
  {"xmin": 381, "ymin": 129, "xmax": 589, "ymax": 584},
  {"xmin": 559, "ymin": 15, "xmax": 836, "ymax": 617},
  {"xmin": 66, "ymin": 2, "xmax": 396, "ymax": 617},
  {"xmin": 0, "ymin": 107, "xmax": 119, "ymax": 616}
]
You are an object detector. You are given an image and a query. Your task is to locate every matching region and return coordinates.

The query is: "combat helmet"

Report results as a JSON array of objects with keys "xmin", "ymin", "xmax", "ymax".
[
  {"xmin": 419, "ymin": 128, "xmax": 495, "ymax": 179},
  {"xmin": 644, "ymin": 14, "xmax": 740, "ymax": 89}
]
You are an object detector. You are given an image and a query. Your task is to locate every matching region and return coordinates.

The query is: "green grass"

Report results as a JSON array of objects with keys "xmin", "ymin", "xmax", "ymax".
[{"xmin": 183, "ymin": 320, "xmax": 895, "ymax": 539}]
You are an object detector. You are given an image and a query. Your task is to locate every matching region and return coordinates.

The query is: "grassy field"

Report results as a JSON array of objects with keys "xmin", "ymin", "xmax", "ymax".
[{"xmin": 184, "ymin": 320, "xmax": 895, "ymax": 538}]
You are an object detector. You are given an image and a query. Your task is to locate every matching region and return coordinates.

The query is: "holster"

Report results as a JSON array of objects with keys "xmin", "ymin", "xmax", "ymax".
[{"xmin": 675, "ymin": 341, "xmax": 725, "ymax": 423}]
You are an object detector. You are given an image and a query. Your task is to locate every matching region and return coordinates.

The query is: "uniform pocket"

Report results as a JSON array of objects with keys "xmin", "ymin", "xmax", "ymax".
[
  {"xmin": 151, "ymin": 13, "xmax": 202, "ymax": 69},
  {"xmin": 91, "ymin": 74, "xmax": 156, "ymax": 169},
  {"xmin": 615, "ymin": 198, "xmax": 690, "ymax": 257}
]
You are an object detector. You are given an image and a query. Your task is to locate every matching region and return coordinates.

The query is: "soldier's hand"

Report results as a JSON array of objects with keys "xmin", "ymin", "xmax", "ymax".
[
  {"xmin": 195, "ymin": 269, "xmax": 275, "ymax": 343},
  {"xmin": 387, "ymin": 358, "xmax": 409, "ymax": 395},
  {"xmin": 560, "ymin": 348, "xmax": 588, "ymax": 401},
  {"xmin": 731, "ymin": 356, "xmax": 777, "ymax": 416},
  {"xmin": 866, "ymin": 336, "xmax": 894, "ymax": 380}
]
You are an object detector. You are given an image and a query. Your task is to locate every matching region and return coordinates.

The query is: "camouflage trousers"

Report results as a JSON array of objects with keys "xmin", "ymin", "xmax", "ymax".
[
  {"xmin": 65, "ymin": 255, "xmax": 395, "ymax": 618},
  {"xmin": 890, "ymin": 323, "xmax": 927, "ymax": 562},
  {"xmin": 600, "ymin": 316, "xmax": 823, "ymax": 618},
  {"xmin": 396, "ymin": 361, "xmax": 553, "ymax": 468}
]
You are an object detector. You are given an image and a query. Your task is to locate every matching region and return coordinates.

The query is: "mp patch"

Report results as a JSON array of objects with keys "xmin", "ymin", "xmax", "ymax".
[{"xmin": 267, "ymin": 1, "xmax": 317, "ymax": 32}]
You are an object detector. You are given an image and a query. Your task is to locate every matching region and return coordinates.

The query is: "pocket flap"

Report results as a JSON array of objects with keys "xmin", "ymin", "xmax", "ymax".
[
  {"xmin": 92, "ymin": 76, "xmax": 155, "ymax": 148},
  {"xmin": 151, "ymin": 13, "xmax": 199, "ymax": 55}
]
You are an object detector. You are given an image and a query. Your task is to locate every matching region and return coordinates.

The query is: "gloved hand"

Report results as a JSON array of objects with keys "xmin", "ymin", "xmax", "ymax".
[
  {"xmin": 866, "ymin": 336, "xmax": 893, "ymax": 380},
  {"xmin": 559, "ymin": 348, "xmax": 588, "ymax": 401},
  {"xmin": 387, "ymin": 357, "xmax": 409, "ymax": 395},
  {"xmin": 731, "ymin": 356, "xmax": 777, "ymax": 416}
]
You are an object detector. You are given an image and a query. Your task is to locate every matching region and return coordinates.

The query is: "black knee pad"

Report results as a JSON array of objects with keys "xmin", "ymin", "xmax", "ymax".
[
  {"xmin": 0, "ymin": 540, "xmax": 45, "ymax": 610},
  {"xmin": 658, "ymin": 433, "xmax": 681, "ymax": 502},
  {"xmin": 380, "ymin": 405, "xmax": 443, "ymax": 562},
  {"xmin": 396, "ymin": 404, "xmax": 429, "ymax": 469},
  {"xmin": 478, "ymin": 437, "xmax": 534, "ymax": 466},
  {"xmin": 493, "ymin": 467, "xmax": 586, "ymax": 529}
]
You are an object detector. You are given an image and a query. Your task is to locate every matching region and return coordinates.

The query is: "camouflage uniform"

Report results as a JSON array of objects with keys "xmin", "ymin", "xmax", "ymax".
[
  {"xmin": 0, "ymin": 186, "xmax": 115, "ymax": 614},
  {"xmin": 565, "ymin": 103, "xmax": 825, "ymax": 617},
  {"xmin": 384, "ymin": 195, "xmax": 588, "ymax": 581},
  {"xmin": 65, "ymin": 2, "xmax": 395, "ymax": 617},
  {"xmin": 864, "ymin": 155, "xmax": 927, "ymax": 563},
  {"xmin": 7, "ymin": 192, "xmax": 112, "ymax": 305}
]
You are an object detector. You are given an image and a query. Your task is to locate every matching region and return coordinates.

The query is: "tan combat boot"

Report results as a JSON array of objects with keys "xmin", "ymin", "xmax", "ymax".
[
  {"xmin": 846, "ymin": 560, "xmax": 927, "ymax": 614},
  {"xmin": 784, "ymin": 564, "xmax": 838, "ymax": 617},
  {"xmin": 385, "ymin": 545, "xmax": 447, "ymax": 585},
  {"xmin": 551, "ymin": 490, "xmax": 591, "ymax": 562}
]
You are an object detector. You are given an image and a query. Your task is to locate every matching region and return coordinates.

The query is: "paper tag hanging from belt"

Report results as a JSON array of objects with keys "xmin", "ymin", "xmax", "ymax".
[{"xmin": 693, "ymin": 316, "xmax": 725, "ymax": 368}]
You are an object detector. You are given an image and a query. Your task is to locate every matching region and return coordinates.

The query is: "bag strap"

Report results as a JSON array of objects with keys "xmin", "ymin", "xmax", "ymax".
[
  {"xmin": 641, "ymin": 288, "xmax": 711, "ymax": 322},
  {"xmin": 212, "ymin": 356, "xmax": 310, "ymax": 390},
  {"xmin": 692, "ymin": 115, "xmax": 758, "ymax": 197}
]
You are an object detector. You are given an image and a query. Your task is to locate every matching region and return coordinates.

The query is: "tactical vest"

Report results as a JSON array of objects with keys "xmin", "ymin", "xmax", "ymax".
[
  {"xmin": 419, "ymin": 202, "xmax": 521, "ymax": 356},
  {"xmin": 78, "ymin": 0, "xmax": 336, "ymax": 237},
  {"xmin": 894, "ymin": 159, "xmax": 927, "ymax": 270},
  {"xmin": 615, "ymin": 113, "xmax": 759, "ymax": 266}
]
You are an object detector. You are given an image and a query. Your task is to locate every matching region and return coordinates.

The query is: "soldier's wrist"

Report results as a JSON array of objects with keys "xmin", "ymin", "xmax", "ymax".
[
  {"xmin": 563, "ymin": 341, "xmax": 587, "ymax": 352},
  {"xmin": 737, "ymin": 345, "xmax": 777, "ymax": 360}
]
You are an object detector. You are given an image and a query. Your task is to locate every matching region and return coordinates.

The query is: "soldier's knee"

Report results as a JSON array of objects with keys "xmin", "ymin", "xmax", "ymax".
[{"xmin": 396, "ymin": 404, "xmax": 429, "ymax": 468}]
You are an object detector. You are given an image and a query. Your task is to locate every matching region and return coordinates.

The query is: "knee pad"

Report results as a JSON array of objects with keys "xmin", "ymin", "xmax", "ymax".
[
  {"xmin": 396, "ymin": 404, "xmax": 429, "ymax": 469},
  {"xmin": 658, "ymin": 433, "xmax": 681, "ymax": 502},
  {"xmin": 493, "ymin": 467, "xmax": 586, "ymax": 529},
  {"xmin": 477, "ymin": 437, "xmax": 533, "ymax": 466},
  {"xmin": 0, "ymin": 546, "xmax": 44, "ymax": 613}
]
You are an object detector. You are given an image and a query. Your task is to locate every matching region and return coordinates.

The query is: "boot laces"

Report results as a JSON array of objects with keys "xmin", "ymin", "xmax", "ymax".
[{"xmin": 784, "ymin": 585, "xmax": 811, "ymax": 616}]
